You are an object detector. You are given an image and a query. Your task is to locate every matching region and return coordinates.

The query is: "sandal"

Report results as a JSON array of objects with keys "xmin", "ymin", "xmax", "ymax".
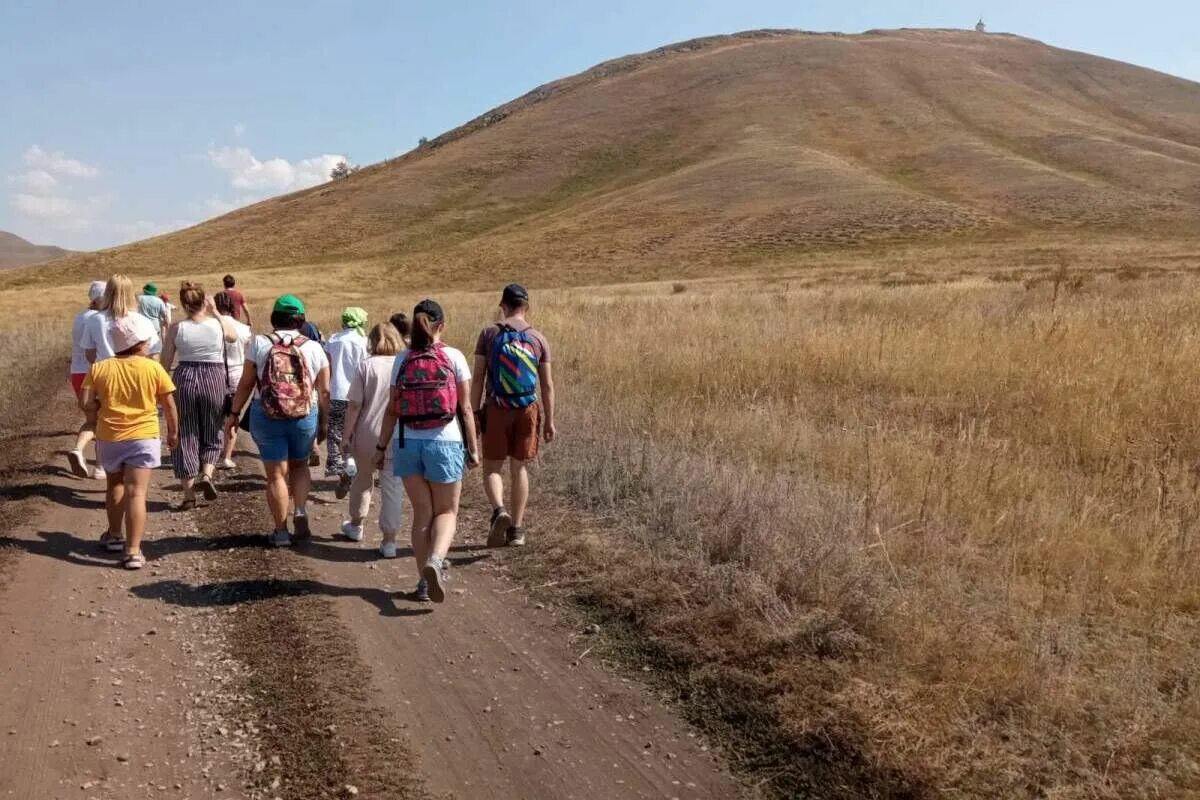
[
  {"xmin": 122, "ymin": 553, "xmax": 146, "ymax": 570},
  {"xmin": 196, "ymin": 476, "xmax": 219, "ymax": 502},
  {"xmin": 99, "ymin": 531, "xmax": 125, "ymax": 553}
]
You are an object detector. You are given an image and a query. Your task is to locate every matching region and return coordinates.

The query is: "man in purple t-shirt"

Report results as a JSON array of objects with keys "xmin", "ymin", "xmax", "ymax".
[{"xmin": 471, "ymin": 283, "xmax": 556, "ymax": 548}]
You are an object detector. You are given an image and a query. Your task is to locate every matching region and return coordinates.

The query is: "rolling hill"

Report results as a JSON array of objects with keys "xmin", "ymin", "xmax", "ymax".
[
  {"xmin": 19, "ymin": 28, "xmax": 1200, "ymax": 288},
  {"xmin": 0, "ymin": 231, "xmax": 73, "ymax": 269}
]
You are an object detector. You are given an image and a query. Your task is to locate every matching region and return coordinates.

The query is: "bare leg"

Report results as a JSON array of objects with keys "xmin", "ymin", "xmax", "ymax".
[
  {"xmin": 428, "ymin": 480, "xmax": 462, "ymax": 562},
  {"xmin": 74, "ymin": 421, "xmax": 96, "ymax": 457},
  {"xmin": 508, "ymin": 459, "xmax": 530, "ymax": 527},
  {"xmin": 123, "ymin": 466, "xmax": 152, "ymax": 555},
  {"xmin": 263, "ymin": 461, "xmax": 290, "ymax": 530},
  {"xmin": 181, "ymin": 477, "xmax": 196, "ymax": 505},
  {"xmin": 105, "ymin": 470, "xmax": 125, "ymax": 537},
  {"xmin": 220, "ymin": 428, "xmax": 237, "ymax": 464},
  {"xmin": 482, "ymin": 459, "xmax": 505, "ymax": 510},
  {"xmin": 403, "ymin": 476, "xmax": 434, "ymax": 577},
  {"xmin": 289, "ymin": 458, "xmax": 311, "ymax": 512}
]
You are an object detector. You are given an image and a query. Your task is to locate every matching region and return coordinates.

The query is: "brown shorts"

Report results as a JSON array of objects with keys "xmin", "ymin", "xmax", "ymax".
[{"xmin": 481, "ymin": 404, "xmax": 540, "ymax": 462}]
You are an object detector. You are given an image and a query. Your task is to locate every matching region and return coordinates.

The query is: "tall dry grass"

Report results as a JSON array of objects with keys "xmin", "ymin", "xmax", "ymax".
[{"xmin": 506, "ymin": 274, "xmax": 1200, "ymax": 797}]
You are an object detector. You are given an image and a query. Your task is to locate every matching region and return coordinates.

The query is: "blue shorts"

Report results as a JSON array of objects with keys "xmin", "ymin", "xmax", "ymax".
[
  {"xmin": 250, "ymin": 401, "xmax": 318, "ymax": 463},
  {"xmin": 393, "ymin": 438, "xmax": 464, "ymax": 484}
]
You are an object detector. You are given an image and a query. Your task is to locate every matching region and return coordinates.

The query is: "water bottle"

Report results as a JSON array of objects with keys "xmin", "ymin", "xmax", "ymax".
[{"xmin": 344, "ymin": 456, "xmax": 358, "ymax": 478}]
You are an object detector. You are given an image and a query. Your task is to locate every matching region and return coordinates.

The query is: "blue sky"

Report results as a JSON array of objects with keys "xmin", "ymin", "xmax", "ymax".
[{"xmin": 3, "ymin": 0, "xmax": 1197, "ymax": 250}]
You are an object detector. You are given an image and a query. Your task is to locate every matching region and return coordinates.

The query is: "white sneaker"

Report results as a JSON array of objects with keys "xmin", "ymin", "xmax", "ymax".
[
  {"xmin": 340, "ymin": 521, "xmax": 365, "ymax": 542},
  {"xmin": 92, "ymin": 466, "xmax": 107, "ymax": 481},
  {"xmin": 379, "ymin": 541, "xmax": 398, "ymax": 559},
  {"xmin": 218, "ymin": 458, "xmax": 237, "ymax": 470}
]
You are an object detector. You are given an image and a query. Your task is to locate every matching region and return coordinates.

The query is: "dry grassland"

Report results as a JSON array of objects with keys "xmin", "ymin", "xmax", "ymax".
[{"xmin": 4, "ymin": 263, "xmax": 1199, "ymax": 797}]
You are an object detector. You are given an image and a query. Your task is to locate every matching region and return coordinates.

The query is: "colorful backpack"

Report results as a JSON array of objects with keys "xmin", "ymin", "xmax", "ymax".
[
  {"xmin": 258, "ymin": 333, "xmax": 314, "ymax": 420},
  {"xmin": 392, "ymin": 344, "xmax": 458, "ymax": 429},
  {"xmin": 488, "ymin": 324, "xmax": 540, "ymax": 408}
]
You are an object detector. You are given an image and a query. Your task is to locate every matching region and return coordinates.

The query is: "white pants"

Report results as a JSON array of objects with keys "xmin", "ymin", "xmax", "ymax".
[{"xmin": 348, "ymin": 448, "xmax": 404, "ymax": 536}]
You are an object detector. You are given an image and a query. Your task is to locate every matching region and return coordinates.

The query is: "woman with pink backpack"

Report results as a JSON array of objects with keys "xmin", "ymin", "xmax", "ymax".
[
  {"xmin": 226, "ymin": 295, "xmax": 331, "ymax": 547},
  {"xmin": 376, "ymin": 299, "xmax": 480, "ymax": 603}
]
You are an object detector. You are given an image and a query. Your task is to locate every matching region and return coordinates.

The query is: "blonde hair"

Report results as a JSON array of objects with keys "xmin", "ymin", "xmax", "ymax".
[
  {"xmin": 179, "ymin": 281, "xmax": 205, "ymax": 314},
  {"xmin": 100, "ymin": 274, "xmax": 137, "ymax": 317},
  {"xmin": 368, "ymin": 322, "xmax": 403, "ymax": 356}
]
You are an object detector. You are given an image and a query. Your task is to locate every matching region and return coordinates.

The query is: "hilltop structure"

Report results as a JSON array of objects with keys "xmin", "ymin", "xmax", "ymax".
[{"xmin": 975, "ymin": 19, "xmax": 986, "ymax": 33}]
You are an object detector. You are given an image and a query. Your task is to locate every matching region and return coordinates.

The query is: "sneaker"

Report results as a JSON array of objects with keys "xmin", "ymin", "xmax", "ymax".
[
  {"xmin": 340, "ymin": 521, "xmax": 364, "ymax": 542},
  {"xmin": 92, "ymin": 466, "xmax": 107, "ymax": 481},
  {"xmin": 488, "ymin": 508, "xmax": 512, "ymax": 548},
  {"xmin": 217, "ymin": 458, "xmax": 237, "ymax": 471},
  {"xmin": 414, "ymin": 578, "xmax": 430, "ymax": 602},
  {"xmin": 507, "ymin": 526, "xmax": 526, "ymax": 547},
  {"xmin": 335, "ymin": 475, "xmax": 351, "ymax": 500},
  {"xmin": 67, "ymin": 450, "xmax": 89, "ymax": 478},
  {"xmin": 292, "ymin": 513, "xmax": 311, "ymax": 543},
  {"xmin": 379, "ymin": 541, "xmax": 398, "ymax": 559},
  {"xmin": 421, "ymin": 558, "xmax": 448, "ymax": 604},
  {"xmin": 268, "ymin": 529, "xmax": 292, "ymax": 548}
]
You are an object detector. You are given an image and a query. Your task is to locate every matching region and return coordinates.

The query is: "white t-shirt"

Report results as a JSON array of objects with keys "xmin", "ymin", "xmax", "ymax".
[
  {"xmin": 246, "ymin": 330, "xmax": 329, "ymax": 390},
  {"xmin": 389, "ymin": 345, "xmax": 471, "ymax": 442},
  {"xmin": 221, "ymin": 315, "xmax": 252, "ymax": 380},
  {"xmin": 81, "ymin": 311, "xmax": 163, "ymax": 360},
  {"xmin": 70, "ymin": 308, "xmax": 100, "ymax": 374},
  {"xmin": 325, "ymin": 328, "xmax": 369, "ymax": 402},
  {"xmin": 172, "ymin": 317, "xmax": 225, "ymax": 363}
]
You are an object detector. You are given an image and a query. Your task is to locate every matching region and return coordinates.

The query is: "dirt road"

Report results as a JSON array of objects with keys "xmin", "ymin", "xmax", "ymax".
[{"xmin": 0, "ymin": 400, "xmax": 739, "ymax": 799}]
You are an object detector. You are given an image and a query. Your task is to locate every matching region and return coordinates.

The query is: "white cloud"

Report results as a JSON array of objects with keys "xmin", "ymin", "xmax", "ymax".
[
  {"xmin": 11, "ymin": 192, "xmax": 80, "ymax": 220},
  {"xmin": 208, "ymin": 146, "xmax": 345, "ymax": 194},
  {"xmin": 22, "ymin": 144, "xmax": 99, "ymax": 179},
  {"xmin": 8, "ymin": 169, "xmax": 59, "ymax": 193},
  {"xmin": 233, "ymin": 122, "xmax": 246, "ymax": 138}
]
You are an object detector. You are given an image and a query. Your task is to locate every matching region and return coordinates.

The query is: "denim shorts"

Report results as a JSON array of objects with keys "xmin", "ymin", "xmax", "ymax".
[
  {"xmin": 393, "ymin": 438, "xmax": 465, "ymax": 484},
  {"xmin": 96, "ymin": 439, "xmax": 162, "ymax": 473},
  {"xmin": 250, "ymin": 401, "xmax": 318, "ymax": 463}
]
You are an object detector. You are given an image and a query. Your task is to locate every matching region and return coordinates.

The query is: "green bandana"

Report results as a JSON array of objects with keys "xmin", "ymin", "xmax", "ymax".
[
  {"xmin": 341, "ymin": 306, "xmax": 368, "ymax": 336},
  {"xmin": 142, "ymin": 283, "xmax": 158, "ymax": 296},
  {"xmin": 273, "ymin": 294, "xmax": 305, "ymax": 315}
]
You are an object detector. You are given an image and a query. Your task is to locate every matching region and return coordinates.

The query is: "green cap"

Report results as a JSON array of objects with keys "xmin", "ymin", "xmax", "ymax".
[
  {"xmin": 143, "ymin": 283, "xmax": 158, "ymax": 296},
  {"xmin": 273, "ymin": 294, "xmax": 305, "ymax": 314}
]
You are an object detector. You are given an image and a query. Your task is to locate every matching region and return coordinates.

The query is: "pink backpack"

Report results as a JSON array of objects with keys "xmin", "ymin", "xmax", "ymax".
[
  {"xmin": 391, "ymin": 344, "xmax": 457, "ymax": 429},
  {"xmin": 258, "ymin": 334, "xmax": 314, "ymax": 420}
]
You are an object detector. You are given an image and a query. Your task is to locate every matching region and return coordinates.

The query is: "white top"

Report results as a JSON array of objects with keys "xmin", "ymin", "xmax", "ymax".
[
  {"xmin": 221, "ymin": 315, "xmax": 252, "ymax": 376},
  {"xmin": 246, "ymin": 330, "xmax": 329, "ymax": 384},
  {"xmin": 173, "ymin": 317, "xmax": 225, "ymax": 363},
  {"xmin": 389, "ymin": 345, "xmax": 471, "ymax": 442},
  {"xmin": 70, "ymin": 308, "xmax": 100, "ymax": 374},
  {"xmin": 325, "ymin": 328, "xmax": 369, "ymax": 402},
  {"xmin": 80, "ymin": 311, "xmax": 163, "ymax": 360}
]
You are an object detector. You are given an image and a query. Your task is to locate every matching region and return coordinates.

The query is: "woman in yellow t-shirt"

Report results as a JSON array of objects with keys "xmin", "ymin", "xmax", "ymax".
[{"xmin": 80, "ymin": 314, "xmax": 179, "ymax": 569}]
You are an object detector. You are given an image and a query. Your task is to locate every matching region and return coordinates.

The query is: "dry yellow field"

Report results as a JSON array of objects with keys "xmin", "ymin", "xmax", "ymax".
[{"xmin": 9, "ymin": 259, "xmax": 1198, "ymax": 796}]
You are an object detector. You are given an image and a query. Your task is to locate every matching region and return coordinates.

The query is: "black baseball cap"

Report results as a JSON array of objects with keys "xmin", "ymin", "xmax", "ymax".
[
  {"xmin": 413, "ymin": 298, "xmax": 444, "ymax": 322},
  {"xmin": 501, "ymin": 283, "xmax": 529, "ymax": 306}
]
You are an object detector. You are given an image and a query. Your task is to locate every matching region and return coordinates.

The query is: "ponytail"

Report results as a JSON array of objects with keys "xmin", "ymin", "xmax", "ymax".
[{"xmin": 410, "ymin": 312, "xmax": 436, "ymax": 351}]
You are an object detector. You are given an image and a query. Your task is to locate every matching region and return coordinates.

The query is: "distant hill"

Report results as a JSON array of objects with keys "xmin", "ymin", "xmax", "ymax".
[
  {"xmin": 18, "ymin": 28, "xmax": 1200, "ymax": 287},
  {"xmin": 0, "ymin": 231, "xmax": 73, "ymax": 269}
]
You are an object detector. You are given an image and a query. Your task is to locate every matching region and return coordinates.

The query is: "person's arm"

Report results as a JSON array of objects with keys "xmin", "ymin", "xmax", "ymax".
[
  {"xmin": 315, "ymin": 365, "xmax": 331, "ymax": 443},
  {"xmin": 539, "ymin": 361, "xmax": 556, "ymax": 443},
  {"xmin": 160, "ymin": 304, "xmax": 170, "ymax": 329},
  {"xmin": 79, "ymin": 384, "xmax": 99, "ymax": 414},
  {"xmin": 343, "ymin": 402, "xmax": 362, "ymax": 451},
  {"xmin": 160, "ymin": 322, "xmax": 178, "ymax": 371},
  {"xmin": 471, "ymin": 354, "xmax": 486, "ymax": 411},
  {"xmin": 376, "ymin": 403, "xmax": 398, "ymax": 471},
  {"xmin": 241, "ymin": 299, "xmax": 252, "ymax": 327},
  {"xmin": 160, "ymin": 393, "xmax": 180, "ymax": 449},
  {"xmin": 458, "ymin": 378, "xmax": 480, "ymax": 469}
]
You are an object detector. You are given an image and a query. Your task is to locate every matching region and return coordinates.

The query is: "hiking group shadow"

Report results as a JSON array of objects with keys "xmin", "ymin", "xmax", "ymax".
[
  {"xmin": 132, "ymin": 577, "xmax": 433, "ymax": 618},
  {"xmin": 0, "ymin": 529, "xmax": 261, "ymax": 570}
]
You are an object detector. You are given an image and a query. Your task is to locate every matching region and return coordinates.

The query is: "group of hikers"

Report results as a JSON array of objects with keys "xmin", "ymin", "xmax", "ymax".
[{"xmin": 68, "ymin": 274, "xmax": 555, "ymax": 604}]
